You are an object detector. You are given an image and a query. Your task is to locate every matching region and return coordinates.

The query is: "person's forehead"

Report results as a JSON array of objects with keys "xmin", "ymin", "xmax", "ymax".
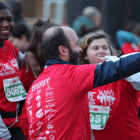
[{"xmin": 90, "ymin": 38, "xmax": 108, "ymax": 45}]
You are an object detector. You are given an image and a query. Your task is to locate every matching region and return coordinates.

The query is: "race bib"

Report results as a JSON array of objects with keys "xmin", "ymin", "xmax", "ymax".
[
  {"xmin": 3, "ymin": 76, "xmax": 27, "ymax": 102},
  {"xmin": 89, "ymin": 105, "xmax": 110, "ymax": 130}
]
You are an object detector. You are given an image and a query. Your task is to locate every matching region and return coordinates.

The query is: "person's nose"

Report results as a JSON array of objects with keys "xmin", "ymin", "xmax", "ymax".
[
  {"xmin": 2, "ymin": 20, "xmax": 9, "ymax": 28},
  {"xmin": 78, "ymin": 45, "xmax": 82, "ymax": 53},
  {"xmin": 98, "ymin": 48, "xmax": 104, "ymax": 53}
]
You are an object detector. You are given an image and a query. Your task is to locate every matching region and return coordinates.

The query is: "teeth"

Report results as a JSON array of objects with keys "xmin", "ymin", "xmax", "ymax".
[{"xmin": 2, "ymin": 31, "xmax": 9, "ymax": 33}]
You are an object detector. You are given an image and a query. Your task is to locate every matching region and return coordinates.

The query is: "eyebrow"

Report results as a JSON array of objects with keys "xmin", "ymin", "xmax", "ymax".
[{"xmin": 0, "ymin": 16, "xmax": 13, "ymax": 18}]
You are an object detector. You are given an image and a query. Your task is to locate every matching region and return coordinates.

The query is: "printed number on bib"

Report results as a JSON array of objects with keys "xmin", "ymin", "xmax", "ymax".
[
  {"xmin": 89, "ymin": 105, "xmax": 110, "ymax": 130},
  {"xmin": 3, "ymin": 76, "xmax": 27, "ymax": 102}
]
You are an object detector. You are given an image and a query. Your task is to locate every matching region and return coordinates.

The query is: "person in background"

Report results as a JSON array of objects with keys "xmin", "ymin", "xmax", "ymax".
[
  {"xmin": 79, "ymin": 32, "xmax": 140, "ymax": 140},
  {"xmin": 116, "ymin": 23, "xmax": 140, "ymax": 49},
  {"xmin": 117, "ymin": 24, "xmax": 140, "ymax": 119},
  {"xmin": 120, "ymin": 24, "xmax": 140, "ymax": 54},
  {"xmin": 72, "ymin": 6, "xmax": 102, "ymax": 36},
  {"xmin": 6, "ymin": 0, "xmax": 26, "ymax": 25},
  {"xmin": 26, "ymin": 25, "xmax": 140, "ymax": 140},
  {"xmin": 9, "ymin": 22, "xmax": 31, "ymax": 53}
]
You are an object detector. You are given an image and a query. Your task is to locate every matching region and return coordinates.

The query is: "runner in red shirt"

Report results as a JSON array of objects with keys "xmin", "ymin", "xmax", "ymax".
[
  {"xmin": 0, "ymin": 2, "xmax": 42, "ymax": 139},
  {"xmin": 26, "ymin": 26, "xmax": 140, "ymax": 140},
  {"xmin": 80, "ymin": 32, "xmax": 140, "ymax": 140},
  {"xmin": 19, "ymin": 20, "xmax": 58, "ymax": 139}
]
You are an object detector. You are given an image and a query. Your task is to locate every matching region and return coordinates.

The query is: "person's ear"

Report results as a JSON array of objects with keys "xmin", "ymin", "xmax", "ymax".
[
  {"xmin": 21, "ymin": 35, "xmax": 27, "ymax": 41},
  {"xmin": 59, "ymin": 45, "xmax": 69, "ymax": 56}
]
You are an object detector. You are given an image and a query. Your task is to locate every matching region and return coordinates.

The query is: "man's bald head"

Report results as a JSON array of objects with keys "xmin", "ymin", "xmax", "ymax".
[{"xmin": 41, "ymin": 26, "xmax": 72, "ymax": 62}]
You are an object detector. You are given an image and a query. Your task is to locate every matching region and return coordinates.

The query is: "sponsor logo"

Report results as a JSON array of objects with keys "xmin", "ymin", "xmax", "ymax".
[
  {"xmin": 37, "ymin": 102, "xmax": 41, "ymax": 108},
  {"xmin": 46, "ymin": 91, "xmax": 53, "ymax": 97},
  {"xmin": 46, "ymin": 114, "xmax": 55, "ymax": 121},
  {"xmin": 37, "ymin": 121, "xmax": 43, "ymax": 126},
  {"xmin": 45, "ymin": 130, "xmax": 56, "ymax": 134},
  {"xmin": 97, "ymin": 89, "xmax": 115, "ymax": 106},
  {"xmin": 88, "ymin": 91, "xmax": 96, "ymax": 104},
  {"xmin": 49, "ymin": 135, "xmax": 55, "ymax": 140},
  {"xmin": 47, "ymin": 124, "xmax": 53, "ymax": 130},
  {"xmin": 36, "ymin": 89, "xmax": 41, "ymax": 95},
  {"xmin": 36, "ymin": 95, "xmax": 41, "ymax": 102},
  {"xmin": 36, "ymin": 109, "xmax": 43, "ymax": 118},
  {"xmin": 46, "ymin": 102, "xmax": 55, "ymax": 108}
]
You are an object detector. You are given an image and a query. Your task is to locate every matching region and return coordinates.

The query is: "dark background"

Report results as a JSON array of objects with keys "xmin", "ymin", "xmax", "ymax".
[{"xmin": 67, "ymin": 0, "xmax": 140, "ymax": 48}]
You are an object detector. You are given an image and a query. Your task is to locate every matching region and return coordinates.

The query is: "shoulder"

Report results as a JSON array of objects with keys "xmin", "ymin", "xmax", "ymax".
[{"xmin": 4, "ymin": 40, "xmax": 13, "ymax": 47}]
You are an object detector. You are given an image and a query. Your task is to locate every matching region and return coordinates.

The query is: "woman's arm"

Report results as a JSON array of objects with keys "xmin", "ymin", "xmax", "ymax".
[
  {"xmin": 116, "ymin": 30, "xmax": 140, "ymax": 48},
  {"xmin": 0, "ymin": 114, "xmax": 11, "ymax": 139}
]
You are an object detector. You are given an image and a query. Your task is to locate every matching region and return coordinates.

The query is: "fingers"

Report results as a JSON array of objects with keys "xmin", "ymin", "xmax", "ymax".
[
  {"xmin": 25, "ymin": 64, "xmax": 29, "ymax": 73},
  {"xmin": 93, "ymin": 56, "xmax": 105, "ymax": 63},
  {"xmin": 33, "ymin": 67, "xmax": 41, "ymax": 78}
]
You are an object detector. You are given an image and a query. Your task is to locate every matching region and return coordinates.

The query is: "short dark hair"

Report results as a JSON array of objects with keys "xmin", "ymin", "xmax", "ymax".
[
  {"xmin": 42, "ymin": 27, "xmax": 71, "ymax": 62},
  {"xmin": 12, "ymin": 22, "xmax": 30, "ymax": 40}
]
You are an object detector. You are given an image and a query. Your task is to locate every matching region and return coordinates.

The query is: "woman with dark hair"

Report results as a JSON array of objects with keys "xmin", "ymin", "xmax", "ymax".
[
  {"xmin": 0, "ymin": 2, "xmax": 41, "ymax": 140},
  {"xmin": 80, "ymin": 32, "xmax": 140, "ymax": 140}
]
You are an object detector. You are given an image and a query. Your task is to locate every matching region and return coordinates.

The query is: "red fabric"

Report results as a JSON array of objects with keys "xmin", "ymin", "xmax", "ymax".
[
  {"xmin": 26, "ymin": 64, "xmax": 96, "ymax": 140},
  {"xmin": 89, "ymin": 80, "xmax": 140, "ymax": 140},
  {"xmin": 18, "ymin": 67, "xmax": 36, "ymax": 139},
  {"xmin": 122, "ymin": 42, "xmax": 140, "ymax": 54},
  {"xmin": 138, "ymin": 92, "xmax": 140, "ymax": 107},
  {"xmin": 0, "ymin": 40, "xmax": 20, "ymax": 127},
  {"xmin": 121, "ymin": 42, "xmax": 140, "ymax": 107},
  {"xmin": 19, "ymin": 67, "xmax": 36, "ymax": 92}
]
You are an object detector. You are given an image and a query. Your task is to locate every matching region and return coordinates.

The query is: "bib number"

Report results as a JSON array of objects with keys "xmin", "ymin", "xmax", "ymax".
[
  {"xmin": 89, "ymin": 105, "xmax": 110, "ymax": 130},
  {"xmin": 3, "ymin": 77, "xmax": 27, "ymax": 102}
]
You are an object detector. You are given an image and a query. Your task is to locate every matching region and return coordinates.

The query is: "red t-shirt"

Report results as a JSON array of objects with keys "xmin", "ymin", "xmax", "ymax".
[
  {"xmin": 0, "ymin": 40, "xmax": 20, "ymax": 127},
  {"xmin": 26, "ymin": 64, "xmax": 96, "ymax": 140},
  {"xmin": 89, "ymin": 79, "xmax": 140, "ymax": 140},
  {"xmin": 122, "ymin": 42, "xmax": 140, "ymax": 54}
]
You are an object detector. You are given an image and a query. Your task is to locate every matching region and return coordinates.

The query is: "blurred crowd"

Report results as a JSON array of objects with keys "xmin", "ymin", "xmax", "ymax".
[{"xmin": 0, "ymin": 0, "xmax": 140, "ymax": 140}]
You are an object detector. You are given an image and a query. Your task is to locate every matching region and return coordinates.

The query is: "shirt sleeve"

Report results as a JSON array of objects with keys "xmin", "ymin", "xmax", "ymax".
[
  {"xmin": 105, "ymin": 55, "xmax": 140, "ymax": 91},
  {"xmin": 18, "ymin": 52, "xmax": 27, "ymax": 69},
  {"xmin": 68, "ymin": 64, "xmax": 97, "ymax": 96},
  {"xmin": 0, "ymin": 114, "xmax": 11, "ymax": 139},
  {"xmin": 93, "ymin": 52, "xmax": 140, "ymax": 88},
  {"xmin": 125, "ymin": 72, "xmax": 140, "ymax": 91}
]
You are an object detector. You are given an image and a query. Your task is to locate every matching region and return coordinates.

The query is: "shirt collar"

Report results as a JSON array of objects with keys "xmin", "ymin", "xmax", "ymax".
[{"xmin": 45, "ymin": 59, "xmax": 75, "ymax": 68}]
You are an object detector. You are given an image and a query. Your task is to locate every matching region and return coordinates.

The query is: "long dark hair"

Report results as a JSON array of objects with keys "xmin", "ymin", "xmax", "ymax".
[{"xmin": 28, "ymin": 19, "xmax": 58, "ymax": 66}]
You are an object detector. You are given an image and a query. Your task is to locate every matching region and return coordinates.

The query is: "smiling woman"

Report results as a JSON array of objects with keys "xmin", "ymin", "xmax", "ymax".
[
  {"xmin": 0, "ymin": 2, "xmax": 26, "ymax": 140},
  {"xmin": 79, "ymin": 32, "xmax": 140, "ymax": 140},
  {"xmin": 0, "ymin": 5, "xmax": 14, "ymax": 46}
]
